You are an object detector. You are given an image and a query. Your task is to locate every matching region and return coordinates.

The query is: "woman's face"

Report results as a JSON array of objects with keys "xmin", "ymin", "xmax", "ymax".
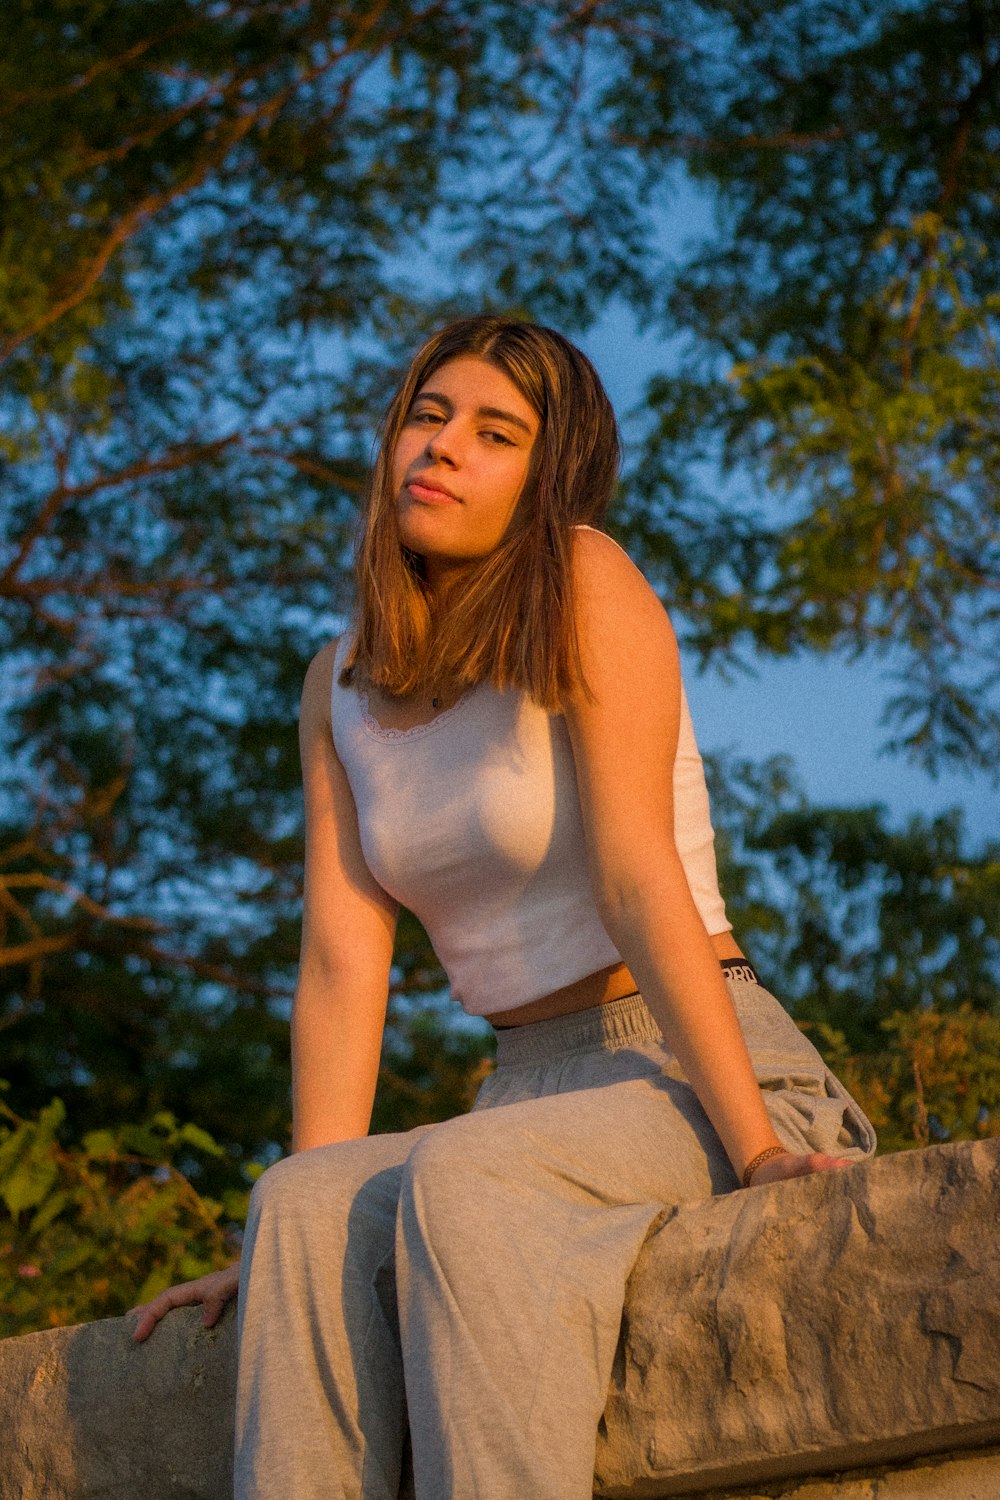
[{"xmin": 392, "ymin": 355, "xmax": 540, "ymax": 590}]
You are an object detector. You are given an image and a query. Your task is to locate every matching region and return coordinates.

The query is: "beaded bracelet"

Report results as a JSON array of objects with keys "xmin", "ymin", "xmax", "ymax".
[{"xmin": 741, "ymin": 1145, "xmax": 789, "ymax": 1189}]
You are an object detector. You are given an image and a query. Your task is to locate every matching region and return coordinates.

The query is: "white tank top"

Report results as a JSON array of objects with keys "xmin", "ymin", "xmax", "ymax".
[{"xmin": 330, "ymin": 632, "xmax": 731, "ymax": 1019}]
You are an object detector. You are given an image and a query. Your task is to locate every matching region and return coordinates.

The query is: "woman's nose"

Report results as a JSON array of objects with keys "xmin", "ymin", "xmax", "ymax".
[{"xmin": 425, "ymin": 420, "xmax": 460, "ymax": 464}]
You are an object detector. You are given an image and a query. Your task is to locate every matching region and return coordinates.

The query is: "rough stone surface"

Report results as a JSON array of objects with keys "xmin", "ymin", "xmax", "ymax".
[
  {"xmin": 1, "ymin": 1137, "xmax": 997, "ymax": 1500},
  {"xmin": 595, "ymin": 1137, "xmax": 1000, "ymax": 1498},
  {"xmin": 699, "ymin": 1443, "xmax": 1000, "ymax": 1499},
  {"xmin": 0, "ymin": 1303, "xmax": 236, "ymax": 1500}
]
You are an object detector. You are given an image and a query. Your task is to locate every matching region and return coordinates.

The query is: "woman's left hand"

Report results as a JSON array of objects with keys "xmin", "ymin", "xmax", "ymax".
[{"xmin": 747, "ymin": 1150, "xmax": 855, "ymax": 1188}]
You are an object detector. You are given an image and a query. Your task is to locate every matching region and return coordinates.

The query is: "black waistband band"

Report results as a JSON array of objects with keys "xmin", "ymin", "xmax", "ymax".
[{"xmin": 719, "ymin": 958, "xmax": 760, "ymax": 986}]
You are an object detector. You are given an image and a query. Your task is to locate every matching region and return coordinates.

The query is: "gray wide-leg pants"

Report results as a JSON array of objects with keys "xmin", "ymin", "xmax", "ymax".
[{"xmin": 234, "ymin": 978, "xmax": 876, "ymax": 1500}]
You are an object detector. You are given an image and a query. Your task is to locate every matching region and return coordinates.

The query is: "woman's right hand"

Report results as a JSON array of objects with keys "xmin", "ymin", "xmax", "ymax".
[{"xmin": 127, "ymin": 1259, "xmax": 241, "ymax": 1342}]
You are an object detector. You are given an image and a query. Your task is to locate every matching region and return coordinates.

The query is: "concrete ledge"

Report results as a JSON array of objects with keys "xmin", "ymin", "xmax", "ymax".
[
  {"xmin": 1, "ymin": 1304, "xmax": 236, "ymax": 1500},
  {"xmin": 1, "ymin": 1137, "xmax": 998, "ymax": 1499}
]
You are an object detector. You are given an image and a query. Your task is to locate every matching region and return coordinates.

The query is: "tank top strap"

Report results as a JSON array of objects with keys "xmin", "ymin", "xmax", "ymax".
[
  {"xmin": 572, "ymin": 522, "xmax": 635, "ymax": 565},
  {"xmin": 332, "ymin": 631, "xmax": 352, "ymax": 676}
]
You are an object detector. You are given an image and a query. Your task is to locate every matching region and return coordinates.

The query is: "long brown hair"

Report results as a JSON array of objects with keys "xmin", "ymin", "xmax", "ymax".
[{"xmin": 342, "ymin": 316, "xmax": 621, "ymax": 710}]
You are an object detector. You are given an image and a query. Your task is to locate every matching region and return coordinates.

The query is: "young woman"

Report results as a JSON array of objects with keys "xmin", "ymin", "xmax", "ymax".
[{"xmin": 131, "ymin": 316, "xmax": 876, "ymax": 1499}]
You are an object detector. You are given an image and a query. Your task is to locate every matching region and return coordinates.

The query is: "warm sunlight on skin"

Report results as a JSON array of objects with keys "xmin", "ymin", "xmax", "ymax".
[{"xmin": 392, "ymin": 356, "xmax": 540, "ymax": 592}]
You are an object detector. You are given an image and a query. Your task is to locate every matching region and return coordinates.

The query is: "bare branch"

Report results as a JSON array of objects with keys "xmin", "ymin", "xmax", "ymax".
[
  {"xmin": 0, "ymin": 434, "xmax": 242, "ymax": 589},
  {"xmin": 0, "ymin": 0, "xmax": 455, "ymax": 366},
  {"xmin": 0, "ymin": 24, "xmax": 192, "ymax": 116},
  {"xmin": 0, "ymin": 933, "xmax": 80, "ymax": 968},
  {"xmin": 246, "ymin": 446, "xmax": 366, "ymax": 491},
  {"xmin": 132, "ymin": 940, "xmax": 282, "ymax": 997},
  {"xmin": 0, "ymin": 873, "xmax": 161, "ymax": 930}
]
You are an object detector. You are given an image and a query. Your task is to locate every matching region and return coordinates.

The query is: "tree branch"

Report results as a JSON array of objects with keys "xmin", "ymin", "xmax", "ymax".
[
  {"xmin": 0, "ymin": 0, "xmax": 401, "ymax": 366},
  {"xmin": 0, "ymin": 933, "xmax": 80, "ymax": 969}
]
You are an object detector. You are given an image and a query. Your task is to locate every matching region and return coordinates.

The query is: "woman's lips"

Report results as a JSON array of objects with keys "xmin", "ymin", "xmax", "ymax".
[{"xmin": 405, "ymin": 480, "xmax": 460, "ymax": 505}]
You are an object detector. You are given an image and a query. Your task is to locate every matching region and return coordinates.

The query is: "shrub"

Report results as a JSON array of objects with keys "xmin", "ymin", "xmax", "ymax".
[{"xmin": 0, "ymin": 1086, "xmax": 256, "ymax": 1337}]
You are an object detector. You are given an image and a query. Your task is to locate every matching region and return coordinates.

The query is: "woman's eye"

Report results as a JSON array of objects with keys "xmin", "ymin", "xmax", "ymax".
[{"xmin": 406, "ymin": 410, "xmax": 515, "ymax": 445}]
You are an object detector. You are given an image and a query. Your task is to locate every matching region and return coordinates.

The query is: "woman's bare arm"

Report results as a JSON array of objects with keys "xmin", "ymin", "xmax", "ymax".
[
  {"xmin": 131, "ymin": 641, "xmax": 397, "ymax": 1339},
  {"xmin": 292, "ymin": 641, "xmax": 398, "ymax": 1151},
  {"xmin": 563, "ymin": 530, "xmax": 849, "ymax": 1187}
]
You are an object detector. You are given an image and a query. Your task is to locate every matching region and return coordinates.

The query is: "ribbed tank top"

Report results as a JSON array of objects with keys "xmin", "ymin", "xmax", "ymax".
[{"xmin": 330, "ymin": 632, "xmax": 730, "ymax": 1019}]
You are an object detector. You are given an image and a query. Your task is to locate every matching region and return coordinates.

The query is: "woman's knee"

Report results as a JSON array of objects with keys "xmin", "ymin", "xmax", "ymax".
[
  {"xmin": 397, "ymin": 1120, "xmax": 484, "ymax": 1267},
  {"xmin": 406, "ymin": 1110, "xmax": 498, "ymax": 1177},
  {"xmin": 246, "ymin": 1149, "xmax": 321, "ymax": 1233},
  {"xmin": 400, "ymin": 1110, "xmax": 531, "ymax": 1230},
  {"xmin": 248, "ymin": 1131, "xmax": 414, "ymax": 1234}
]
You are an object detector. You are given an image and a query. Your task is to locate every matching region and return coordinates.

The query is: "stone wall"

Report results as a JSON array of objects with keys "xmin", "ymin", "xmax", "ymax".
[{"xmin": 2, "ymin": 1136, "xmax": 998, "ymax": 1499}]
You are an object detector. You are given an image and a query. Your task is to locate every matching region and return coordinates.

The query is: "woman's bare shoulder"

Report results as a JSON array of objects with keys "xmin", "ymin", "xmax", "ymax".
[
  {"xmin": 300, "ymin": 638, "xmax": 341, "ymax": 728},
  {"xmin": 569, "ymin": 526, "xmax": 673, "ymax": 639},
  {"xmin": 571, "ymin": 523, "xmax": 641, "ymax": 571}
]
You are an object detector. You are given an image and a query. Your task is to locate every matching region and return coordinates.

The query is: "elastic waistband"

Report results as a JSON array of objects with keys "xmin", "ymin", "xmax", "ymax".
[
  {"xmin": 492, "ymin": 992, "xmax": 663, "ymax": 1068},
  {"xmin": 491, "ymin": 961, "xmax": 762, "ymax": 1069}
]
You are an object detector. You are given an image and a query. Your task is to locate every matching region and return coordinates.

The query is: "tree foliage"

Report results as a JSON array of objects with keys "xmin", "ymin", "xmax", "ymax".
[
  {"xmin": 814, "ymin": 1004, "xmax": 1000, "ymax": 1155},
  {"xmin": 1, "ymin": 1, "xmax": 997, "ymax": 1190},
  {"xmin": 623, "ymin": 0, "xmax": 1000, "ymax": 772},
  {"xmin": 1, "ymin": 0, "xmax": 670, "ymax": 1161},
  {"xmin": 0, "ymin": 1085, "xmax": 248, "ymax": 1336},
  {"xmin": 709, "ymin": 753, "xmax": 1000, "ymax": 1149}
]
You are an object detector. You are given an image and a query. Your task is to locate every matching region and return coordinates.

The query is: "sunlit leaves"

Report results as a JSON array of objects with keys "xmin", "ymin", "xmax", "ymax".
[
  {"xmin": 626, "ymin": 1, "xmax": 1000, "ymax": 770},
  {"xmin": 813, "ymin": 1006, "xmax": 1000, "ymax": 1153},
  {"xmin": 0, "ymin": 1088, "xmax": 249, "ymax": 1336}
]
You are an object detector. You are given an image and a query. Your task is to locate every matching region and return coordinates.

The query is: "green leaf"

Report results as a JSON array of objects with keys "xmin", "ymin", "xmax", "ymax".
[
  {"xmin": 178, "ymin": 1124, "xmax": 223, "ymax": 1157},
  {"xmin": 0, "ymin": 1132, "xmax": 61, "ymax": 1217},
  {"xmin": 30, "ymin": 1190, "xmax": 70, "ymax": 1236},
  {"xmin": 81, "ymin": 1131, "xmax": 119, "ymax": 1161}
]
